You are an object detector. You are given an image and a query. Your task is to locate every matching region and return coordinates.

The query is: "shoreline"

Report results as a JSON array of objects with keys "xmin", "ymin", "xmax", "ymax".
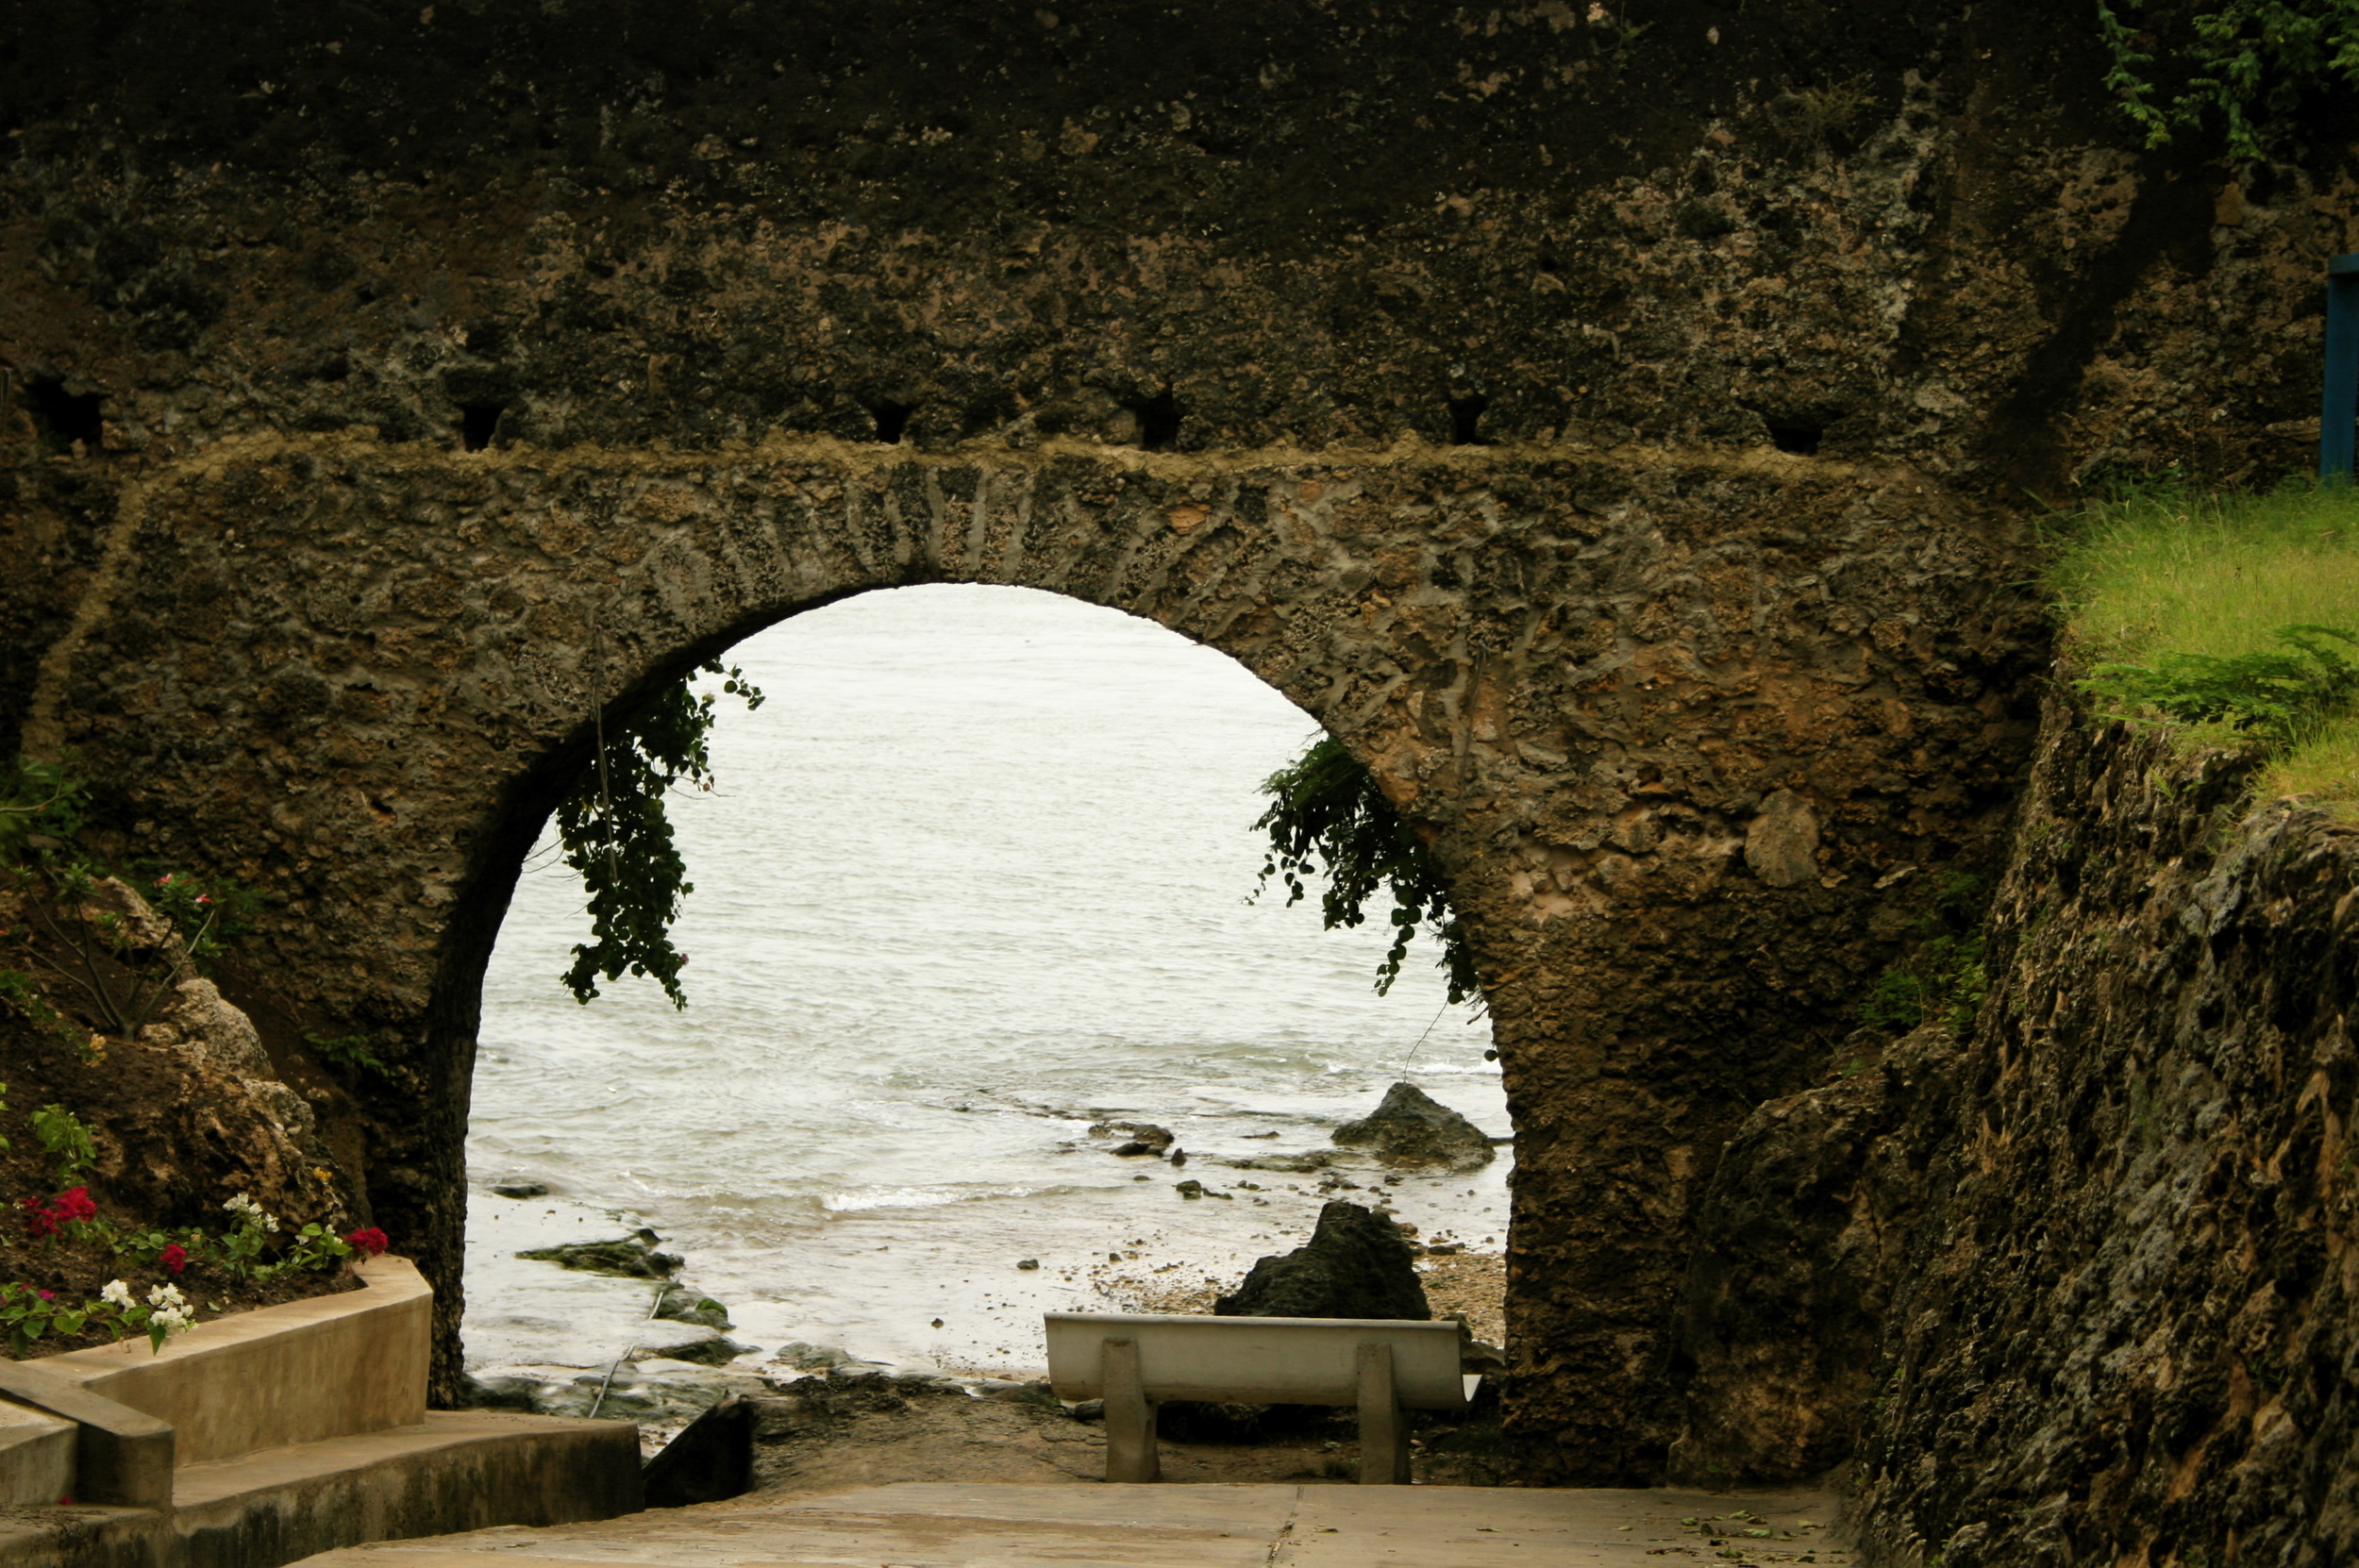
[{"xmin": 461, "ymin": 1187, "xmax": 1508, "ymax": 1453}]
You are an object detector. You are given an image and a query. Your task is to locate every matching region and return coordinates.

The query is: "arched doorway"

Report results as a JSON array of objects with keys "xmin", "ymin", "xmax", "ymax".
[{"xmin": 460, "ymin": 583, "xmax": 1505, "ymax": 1426}]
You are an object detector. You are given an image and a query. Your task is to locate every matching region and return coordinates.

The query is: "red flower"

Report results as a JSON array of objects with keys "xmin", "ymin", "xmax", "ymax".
[
  {"xmin": 159, "ymin": 1243, "xmax": 188, "ymax": 1275},
  {"xmin": 37, "ymin": 1290, "xmax": 54, "ymax": 1301},
  {"xmin": 20, "ymin": 1196, "xmax": 57, "ymax": 1241},
  {"xmin": 343, "ymin": 1227, "xmax": 389, "ymax": 1258},
  {"xmin": 52, "ymin": 1189, "xmax": 95, "ymax": 1224}
]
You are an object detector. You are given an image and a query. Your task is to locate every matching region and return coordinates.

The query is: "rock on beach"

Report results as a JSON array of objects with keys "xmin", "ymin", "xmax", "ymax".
[
  {"xmin": 1330, "ymin": 1082, "xmax": 1496, "ymax": 1171},
  {"xmin": 1215, "ymin": 1200, "xmax": 1430, "ymax": 1321}
]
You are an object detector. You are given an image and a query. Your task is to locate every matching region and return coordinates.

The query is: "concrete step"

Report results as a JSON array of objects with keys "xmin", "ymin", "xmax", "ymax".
[
  {"xmin": 290, "ymin": 1479, "xmax": 1851, "ymax": 1567},
  {"xmin": 174, "ymin": 1410, "xmax": 642, "ymax": 1568},
  {"xmin": 0, "ymin": 1411, "xmax": 642, "ymax": 1568}
]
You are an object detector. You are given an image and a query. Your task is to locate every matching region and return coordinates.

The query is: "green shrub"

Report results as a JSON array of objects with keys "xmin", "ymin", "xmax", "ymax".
[
  {"xmin": 1860, "ymin": 873, "xmax": 1988, "ymax": 1035},
  {"xmin": 554, "ymin": 659, "xmax": 763, "ymax": 1008},
  {"xmin": 1251, "ymin": 735, "xmax": 1479, "ymax": 1006},
  {"xmin": 2097, "ymin": 0, "xmax": 2359, "ymax": 159},
  {"xmin": 2081, "ymin": 625, "xmax": 2359, "ymax": 746}
]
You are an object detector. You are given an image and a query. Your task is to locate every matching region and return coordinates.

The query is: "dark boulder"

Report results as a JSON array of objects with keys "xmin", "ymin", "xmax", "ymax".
[
  {"xmin": 1214, "ymin": 1200, "xmax": 1430, "ymax": 1321},
  {"xmin": 1330, "ymin": 1082, "xmax": 1496, "ymax": 1171}
]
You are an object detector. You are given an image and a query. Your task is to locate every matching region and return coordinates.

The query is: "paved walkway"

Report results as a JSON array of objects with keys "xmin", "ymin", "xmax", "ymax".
[{"xmin": 298, "ymin": 1481, "xmax": 1848, "ymax": 1566}]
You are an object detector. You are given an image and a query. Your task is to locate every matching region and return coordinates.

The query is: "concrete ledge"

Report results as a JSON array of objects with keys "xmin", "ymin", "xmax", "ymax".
[
  {"xmin": 0, "ymin": 1506, "xmax": 167, "ymax": 1568},
  {"xmin": 172, "ymin": 1411, "xmax": 643, "ymax": 1568},
  {"xmin": 38, "ymin": 1258, "xmax": 429, "ymax": 1466}
]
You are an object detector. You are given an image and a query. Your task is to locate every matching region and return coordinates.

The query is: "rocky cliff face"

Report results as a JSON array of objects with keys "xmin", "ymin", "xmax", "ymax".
[
  {"xmin": 1852, "ymin": 711, "xmax": 2359, "ymax": 1566},
  {"xmin": 1665, "ymin": 691, "xmax": 2359, "ymax": 1562}
]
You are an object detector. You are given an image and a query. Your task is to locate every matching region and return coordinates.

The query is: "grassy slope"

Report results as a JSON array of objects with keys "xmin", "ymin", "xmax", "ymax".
[{"xmin": 2048, "ymin": 479, "xmax": 2359, "ymax": 814}]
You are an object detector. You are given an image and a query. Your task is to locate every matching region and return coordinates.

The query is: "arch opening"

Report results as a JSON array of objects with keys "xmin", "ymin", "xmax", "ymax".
[{"xmin": 457, "ymin": 584, "xmax": 1505, "ymax": 1417}]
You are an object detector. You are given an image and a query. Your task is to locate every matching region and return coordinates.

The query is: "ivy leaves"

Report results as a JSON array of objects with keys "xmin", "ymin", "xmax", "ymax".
[
  {"xmin": 1251, "ymin": 734, "xmax": 1480, "ymax": 1007},
  {"xmin": 555, "ymin": 659, "xmax": 765, "ymax": 1008},
  {"xmin": 2098, "ymin": 0, "xmax": 2359, "ymax": 159}
]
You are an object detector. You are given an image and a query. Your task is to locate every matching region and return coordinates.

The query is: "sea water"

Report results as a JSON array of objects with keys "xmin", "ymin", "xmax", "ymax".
[{"xmin": 462, "ymin": 584, "xmax": 1506, "ymax": 1390}]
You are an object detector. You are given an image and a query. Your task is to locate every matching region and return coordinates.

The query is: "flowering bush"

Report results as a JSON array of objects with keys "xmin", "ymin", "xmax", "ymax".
[
  {"xmin": 20, "ymin": 1186, "xmax": 96, "ymax": 1241},
  {"xmin": 3, "ymin": 1276, "xmax": 191, "ymax": 1355},
  {"xmin": 0, "ymin": 1186, "xmax": 373, "ymax": 1358}
]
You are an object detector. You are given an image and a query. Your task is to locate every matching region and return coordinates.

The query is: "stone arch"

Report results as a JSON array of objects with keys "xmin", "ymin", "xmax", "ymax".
[{"xmin": 23, "ymin": 430, "xmax": 2038, "ymax": 1478}]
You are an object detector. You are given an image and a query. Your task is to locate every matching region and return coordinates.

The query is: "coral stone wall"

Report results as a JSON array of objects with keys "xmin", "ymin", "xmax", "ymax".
[
  {"xmin": 1849, "ymin": 712, "xmax": 2359, "ymax": 1566},
  {"xmin": 0, "ymin": 0, "xmax": 2351, "ymax": 1481}
]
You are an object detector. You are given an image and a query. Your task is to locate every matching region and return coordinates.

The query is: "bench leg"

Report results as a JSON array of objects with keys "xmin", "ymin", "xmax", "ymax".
[
  {"xmin": 1357, "ymin": 1342, "xmax": 1410, "ymax": 1485},
  {"xmin": 1101, "ymin": 1337, "xmax": 1160, "ymax": 1483}
]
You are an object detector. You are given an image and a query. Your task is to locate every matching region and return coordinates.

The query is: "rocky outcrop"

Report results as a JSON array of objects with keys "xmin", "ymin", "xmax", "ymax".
[
  {"xmin": 1841, "ymin": 709, "xmax": 2359, "ymax": 1566},
  {"xmin": 1089, "ymin": 1122, "xmax": 1175, "ymax": 1158},
  {"xmin": 1664, "ymin": 690, "xmax": 2359, "ymax": 1563},
  {"xmin": 517, "ymin": 1235, "xmax": 683, "ymax": 1278},
  {"xmin": 1331, "ymin": 1083, "xmax": 1496, "ymax": 1171},
  {"xmin": 1665, "ymin": 1025, "xmax": 1962, "ymax": 1485},
  {"xmin": 152, "ymin": 976, "xmax": 323, "ymax": 1152},
  {"xmin": 1215, "ymin": 1201, "xmax": 1430, "ymax": 1321}
]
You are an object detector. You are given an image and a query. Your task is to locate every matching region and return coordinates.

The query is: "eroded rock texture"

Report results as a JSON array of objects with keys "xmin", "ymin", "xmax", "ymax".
[
  {"xmin": 1847, "ymin": 712, "xmax": 2359, "ymax": 1566},
  {"xmin": 0, "ymin": 0, "xmax": 2347, "ymax": 1490},
  {"xmin": 1665, "ymin": 694, "xmax": 2359, "ymax": 1563},
  {"xmin": 1665, "ymin": 1023, "xmax": 1961, "ymax": 1488}
]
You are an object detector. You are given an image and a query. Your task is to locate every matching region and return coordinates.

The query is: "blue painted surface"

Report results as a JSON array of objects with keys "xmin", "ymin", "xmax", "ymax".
[{"xmin": 2324, "ymin": 255, "xmax": 2359, "ymax": 482}]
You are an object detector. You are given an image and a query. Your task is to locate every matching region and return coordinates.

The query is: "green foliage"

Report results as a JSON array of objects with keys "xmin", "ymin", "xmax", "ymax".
[
  {"xmin": 139, "ymin": 869, "xmax": 259, "ymax": 965},
  {"xmin": 1860, "ymin": 873, "xmax": 1989, "ymax": 1035},
  {"xmin": 555, "ymin": 659, "xmax": 765, "ymax": 1008},
  {"xmin": 0, "ymin": 757, "xmax": 84, "ymax": 862},
  {"xmin": 1251, "ymin": 734, "xmax": 1479, "ymax": 1007},
  {"xmin": 2097, "ymin": 0, "xmax": 2359, "ymax": 158},
  {"xmin": 29, "ymin": 861, "xmax": 199, "ymax": 1038},
  {"xmin": 0, "ymin": 969, "xmax": 87, "ymax": 1058},
  {"xmin": 30, "ymin": 1105, "xmax": 95, "ymax": 1187},
  {"xmin": 2048, "ymin": 475, "xmax": 2359, "ymax": 812},
  {"xmin": 305, "ymin": 1031, "xmax": 389, "ymax": 1078},
  {"xmin": 2081, "ymin": 625, "xmax": 2359, "ymax": 745}
]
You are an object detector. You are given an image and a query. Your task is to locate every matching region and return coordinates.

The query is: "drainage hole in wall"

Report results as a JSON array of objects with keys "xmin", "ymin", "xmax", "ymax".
[
  {"xmin": 1765, "ymin": 418, "xmax": 1824, "ymax": 456},
  {"xmin": 460, "ymin": 404, "xmax": 505, "ymax": 452},
  {"xmin": 1124, "ymin": 391, "xmax": 1181, "ymax": 451},
  {"xmin": 25, "ymin": 377, "xmax": 103, "ymax": 451},
  {"xmin": 1448, "ymin": 395, "xmax": 1489, "ymax": 446},
  {"xmin": 868, "ymin": 401, "xmax": 912, "ymax": 443}
]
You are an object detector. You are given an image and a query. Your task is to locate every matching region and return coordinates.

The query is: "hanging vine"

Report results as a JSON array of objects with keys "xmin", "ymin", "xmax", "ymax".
[
  {"xmin": 555, "ymin": 659, "xmax": 764, "ymax": 1008},
  {"xmin": 1250, "ymin": 733, "xmax": 1480, "ymax": 1007},
  {"xmin": 2096, "ymin": 0, "xmax": 2359, "ymax": 158}
]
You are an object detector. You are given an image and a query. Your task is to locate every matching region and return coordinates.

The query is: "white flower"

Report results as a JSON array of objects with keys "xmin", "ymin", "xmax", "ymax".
[
  {"xmin": 146, "ymin": 1282, "xmax": 187, "ymax": 1310},
  {"xmin": 100, "ymin": 1280, "xmax": 134, "ymax": 1309},
  {"xmin": 150, "ymin": 1305, "xmax": 193, "ymax": 1337},
  {"xmin": 223, "ymin": 1193, "xmax": 279, "ymax": 1232}
]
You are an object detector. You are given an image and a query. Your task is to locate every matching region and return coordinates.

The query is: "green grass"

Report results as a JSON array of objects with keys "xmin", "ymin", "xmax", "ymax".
[{"xmin": 2047, "ymin": 477, "xmax": 2359, "ymax": 817}]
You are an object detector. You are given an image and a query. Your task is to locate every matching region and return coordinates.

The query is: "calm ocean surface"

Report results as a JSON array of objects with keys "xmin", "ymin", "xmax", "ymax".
[{"xmin": 462, "ymin": 585, "xmax": 1506, "ymax": 1384}]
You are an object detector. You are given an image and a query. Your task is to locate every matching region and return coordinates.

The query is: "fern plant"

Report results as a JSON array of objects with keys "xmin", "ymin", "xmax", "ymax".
[{"xmin": 2079, "ymin": 624, "xmax": 2359, "ymax": 746}]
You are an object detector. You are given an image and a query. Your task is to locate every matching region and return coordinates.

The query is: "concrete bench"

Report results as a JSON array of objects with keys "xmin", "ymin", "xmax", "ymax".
[{"xmin": 1044, "ymin": 1311, "xmax": 1467, "ymax": 1484}]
